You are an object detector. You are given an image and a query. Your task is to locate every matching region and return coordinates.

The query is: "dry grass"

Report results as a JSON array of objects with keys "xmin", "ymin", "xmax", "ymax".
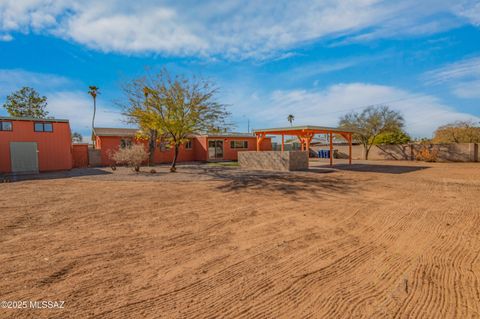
[{"xmin": 1, "ymin": 161, "xmax": 479, "ymax": 318}]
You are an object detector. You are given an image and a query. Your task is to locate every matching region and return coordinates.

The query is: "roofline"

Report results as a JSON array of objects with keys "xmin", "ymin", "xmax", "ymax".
[
  {"xmin": 252, "ymin": 125, "xmax": 356, "ymax": 134},
  {"xmin": 93, "ymin": 127, "xmax": 261, "ymax": 139},
  {"xmin": 0, "ymin": 116, "xmax": 69, "ymax": 123},
  {"xmin": 93, "ymin": 127, "xmax": 139, "ymax": 137},
  {"xmin": 199, "ymin": 133, "xmax": 258, "ymax": 138}
]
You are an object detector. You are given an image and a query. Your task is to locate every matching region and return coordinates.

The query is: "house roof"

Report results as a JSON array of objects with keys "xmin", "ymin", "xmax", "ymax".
[
  {"xmin": 0, "ymin": 116, "xmax": 69, "ymax": 123},
  {"xmin": 252, "ymin": 125, "xmax": 356, "ymax": 134},
  {"xmin": 94, "ymin": 127, "xmax": 260, "ymax": 139},
  {"xmin": 94, "ymin": 127, "xmax": 138, "ymax": 137},
  {"xmin": 198, "ymin": 132, "xmax": 257, "ymax": 138}
]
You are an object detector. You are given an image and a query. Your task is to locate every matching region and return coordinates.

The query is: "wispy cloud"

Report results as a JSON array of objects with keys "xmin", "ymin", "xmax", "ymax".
[
  {"xmin": 0, "ymin": 69, "xmax": 126, "ymax": 134},
  {"xmin": 454, "ymin": 1, "xmax": 480, "ymax": 25},
  {"xmin": 234, "ymin": 83, "xmax": 479, "ymax": 137},
  {"xmin": 423, "ymin": 56, "xmax": 480, "ymax": 98},
  {"xmin": 0, "ymin": 0, "xmax": 479, "ymax": 59},
  {"xmin": 47, "ymin": 91, "xmax": 125, "ymax": 134},
  {"xmin": 0, "ymin": 69, "xmax": 72, "ymax": 96},
  {"xmin": 0, "ymin": 33, "xmax": 13, "ymax": 41}
]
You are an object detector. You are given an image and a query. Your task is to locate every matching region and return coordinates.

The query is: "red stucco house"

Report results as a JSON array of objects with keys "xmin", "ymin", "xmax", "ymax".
[
  {"xmin": 0, "ymin": 116, "xmax": 73, "ymax": 174},
  {"xmin": 94, "ymin": 127, "xmax": 272, "ymax": 166}
]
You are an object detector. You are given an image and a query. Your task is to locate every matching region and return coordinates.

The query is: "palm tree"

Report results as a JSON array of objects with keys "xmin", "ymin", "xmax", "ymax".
[
  {"xmin": 287, "ymin": 114, "xmax": 295, "ymax": 126},
  {"xmin": 88, "ymin": 86, "xmax": 100, "ymax": 146}
]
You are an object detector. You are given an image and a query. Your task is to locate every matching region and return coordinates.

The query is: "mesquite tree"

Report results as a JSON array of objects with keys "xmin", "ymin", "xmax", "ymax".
[
  {"xmin": 122, "ymin": 69, "xmax": 230, "ymax": 172},
  {"xmin": 339, "ymin": 105, "xmax": 405, "ymax": 160}
]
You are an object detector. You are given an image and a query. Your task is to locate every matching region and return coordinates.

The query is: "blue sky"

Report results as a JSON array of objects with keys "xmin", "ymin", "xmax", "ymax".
[{"xmin": 0, "ymin": 0, "xmax": 479, "ymax": 138}]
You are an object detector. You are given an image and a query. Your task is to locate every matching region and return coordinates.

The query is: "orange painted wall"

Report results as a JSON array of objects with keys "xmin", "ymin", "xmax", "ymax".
[
  {"xmin": 0, "ymin": 120, "xmax": 72, "ymax": 173},
  {"xmin": 207, "ymin": 137, "xmax": 272, "ymax": 160},
  {"xmin": 97, "ymin": 136, "xmax": 195, "ymax": 166},
  {"xmin": 193, "ymin": 136, "xmax": 208, "ymax": 161},
  {"xmin": 96, "ymin": 135, "xmax": 272, "ymax": 165},
  {"xmin": 72, "ymin": 144, "xmax": 89, "ymax": 168}
]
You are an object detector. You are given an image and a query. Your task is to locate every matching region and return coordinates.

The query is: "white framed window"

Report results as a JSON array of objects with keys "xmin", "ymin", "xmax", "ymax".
[{"xmin": 185, "ymin": 140, "xmax": 192, "ymax": 149}]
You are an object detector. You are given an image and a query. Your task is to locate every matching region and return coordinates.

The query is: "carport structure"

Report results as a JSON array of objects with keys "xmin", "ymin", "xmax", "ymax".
[{"xmin": 253, "ymin": 125, "xmax": 355, "ymax": 166}]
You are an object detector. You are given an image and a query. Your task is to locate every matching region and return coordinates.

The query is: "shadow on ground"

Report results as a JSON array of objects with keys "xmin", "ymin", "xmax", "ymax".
[
  {"xmin": 329, "ymin": 163, "xmax": 429, "ymax": 174},
  {"xmin": 193, "ymin": 166, "xmax": 356, "ymax": 197},
  {"xmin": 1, "ymin": 168, "xmax": 112, "ymax": 182}
]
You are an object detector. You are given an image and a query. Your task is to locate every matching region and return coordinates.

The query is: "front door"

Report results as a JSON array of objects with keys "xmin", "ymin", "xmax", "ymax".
[
  {"xmin": 10, "ymin": 142, "xmax": 39, "ymax": 174},
  {"xmin": 208, "ymin": 140, "xmax": 223, "ymax": 160}
]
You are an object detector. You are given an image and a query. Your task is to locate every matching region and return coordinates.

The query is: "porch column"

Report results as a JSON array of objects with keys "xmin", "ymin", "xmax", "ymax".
[
  {"xmin": 306, "ymin": 138, "xmax": 310, "ymax": 157},
  {"xmin": 329, "ymin": 131, "xmax": 333, "ymax": 166},
  {"xmin": 349, "ymin": 133, "xmax": 352, "ymax": 165},
  {"xmin": 256, "ymin": 133, "xmax": 265, "ymax": 151},
  {"xmin": 281, "ymin": 134, "xmax": 285, "ymax": 152}
]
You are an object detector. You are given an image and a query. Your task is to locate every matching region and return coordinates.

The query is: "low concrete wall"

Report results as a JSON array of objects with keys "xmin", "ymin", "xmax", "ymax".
[
  {"xmin": 312, "ymin": 143, "xmax": 479, "ymax": 162},
  {"xmin": 88, "ymin": 149, "xmax": 102, "ymax": 167},
  {"xmin": 238, "ymin": 151, "xmax": 309, "ymax": 171}
]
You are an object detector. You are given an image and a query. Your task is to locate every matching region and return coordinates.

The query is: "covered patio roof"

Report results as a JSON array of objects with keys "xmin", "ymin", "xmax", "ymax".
[
  {"xmin": 252, "ymin": 125, "xmax": 356, "ymax": 135},
  {"xmin": 253, "ymin": 125, "xmax": 354, "ymax": 166}
]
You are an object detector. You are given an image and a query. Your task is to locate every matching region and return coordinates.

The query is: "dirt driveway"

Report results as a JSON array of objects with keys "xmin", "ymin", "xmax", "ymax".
[{"xmin": 1, "ymin": 161, "xmax": 479, "ymax": 318}]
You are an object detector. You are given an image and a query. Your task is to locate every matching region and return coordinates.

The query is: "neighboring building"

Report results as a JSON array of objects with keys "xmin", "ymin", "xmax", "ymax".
[
  {"xmin": 0, "ymin": 116, "xmax": 73, "ymax": 174},
  {"xmin": 94, "ymin": 127, "xmax": 272, "ymax": 166}
]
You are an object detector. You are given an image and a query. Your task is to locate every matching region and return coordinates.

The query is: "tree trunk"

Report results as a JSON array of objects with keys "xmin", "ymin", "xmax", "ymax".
[
  {"xmin": 170, "ymin": 144, "xmax": 179, "ymax": 172},
  {"xmin": 364, "ymin": 144, "xmax": 370, "ymax": 160},
  {"xmin": 92, "ymin": 98, "xmax": 96, "ymax": 148},
  {"xmin": 148, "ymin": 129, "xmax": 157, "ymax": 166}
]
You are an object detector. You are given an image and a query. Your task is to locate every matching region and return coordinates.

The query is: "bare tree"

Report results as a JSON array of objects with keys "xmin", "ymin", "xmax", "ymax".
[{"xmin": 339, "ymin": 105, "xmax": 405, "ymax": 159}]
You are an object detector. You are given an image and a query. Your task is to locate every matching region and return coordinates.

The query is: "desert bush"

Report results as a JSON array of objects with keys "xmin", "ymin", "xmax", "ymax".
[
  {"xmin": 111, "ymin": 144, "xmax": 149, "ymax": 172},
  {"xmin": 415, "ymin": 145, "xmax": 438, "ymax": 162}
]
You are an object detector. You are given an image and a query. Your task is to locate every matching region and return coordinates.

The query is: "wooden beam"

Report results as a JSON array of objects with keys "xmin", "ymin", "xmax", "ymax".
[
  {"xmin": 329, "ymin": 131, "xmax": 333, "ymax": 167},
  {"xmin": 306, "ymin": 137, "xmax": 311, "ymax": 157},
  {"xmin": 256, "ymin": 133, "xmax": 265, "ymax": 151},
  {"xmin": 349, "ymin": 133, "xmax": 352, "ymax": 165}
]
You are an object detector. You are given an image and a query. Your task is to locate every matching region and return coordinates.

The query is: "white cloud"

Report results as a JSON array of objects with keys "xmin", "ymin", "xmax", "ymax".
[
  {"xmin": 0, "ymin": 69, "xmax": 126, "ymax": 135},
  {"xmin": 0, "ymin": 33, "xmax": 13, "ymax": 41},
  {"xmin": 424, "ymin": 56, "xmax": 480, "ymax": 84},
  {"xmin": 423, "ymin": 56, "xmax": 480, "ymax": 99},
  {"xmin": 0, "ymin": 0, "xmax": 479, "ymax": 59},
  {"xmin": 0, "ymin": 69, "xmax": 72, "ymax": 96},
  {"xmin": 454, "ymin": 1, "xmax": 480, "ymax": 25},
  {"xmin": 238, "ymin": 83, "xmax": 479, "ymax": 137},
  {"xmin": 452, "ymin": 80, "xmax": 480, "ymax": 98},
  {"xmin": 47, "ymin": 91, "xmax": 125, "ymax": 134}
]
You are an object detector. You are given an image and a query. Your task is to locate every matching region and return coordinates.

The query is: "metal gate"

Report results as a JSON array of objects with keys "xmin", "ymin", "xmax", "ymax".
[{"xmin": 10, "ymin": 142, "xmax": 39, "ymax": 174}]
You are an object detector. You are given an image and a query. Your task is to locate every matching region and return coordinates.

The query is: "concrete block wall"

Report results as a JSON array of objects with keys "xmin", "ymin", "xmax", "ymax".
[
  {"xmin": 238, "ymin": 151, "xmax": 309, "ymax": 171},
  {"xmin": 313, "ymin": 143, "xmax": 479, "ymax": 162}
]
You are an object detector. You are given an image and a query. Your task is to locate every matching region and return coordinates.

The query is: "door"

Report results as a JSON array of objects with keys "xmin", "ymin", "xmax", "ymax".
[
  {"xmin": 208, "ymin": 140, "xmax": 223, "ymax": 160},
  {"xmin": 10, "ymin": 142, "xmax": 39, "ymax": 174}
]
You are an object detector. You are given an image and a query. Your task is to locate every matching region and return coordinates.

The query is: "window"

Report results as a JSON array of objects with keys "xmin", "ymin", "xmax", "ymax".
[
  {"xmin": 230, "ymin": 140, "xmax": 248, "ymax": 149},
  {"xmin": 44, "ymin": 123, "xmax": 53, "ymax": 132},
  {"xmin": 120, "ymin": 138, "xmax": 132, "ymax": 149},
  {"xmin": 159, "ymin": 142, "xmax": 171, "ymax": 152},
  {"xmin": 34, "ymin": 122, "xmax": 54, "ymax": 132},
  {"xmin": 0, "ymin": 121, "xmax": 12, "ymax": 131},
  {"xmin": 185, "ymin": 140, "xmax": 192, "ymax": 150}
]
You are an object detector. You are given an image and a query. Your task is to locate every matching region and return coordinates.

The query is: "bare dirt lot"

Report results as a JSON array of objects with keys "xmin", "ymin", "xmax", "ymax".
[{"xmin": 1, "ymin": 161, "xmax": 479, "ymax": 318}]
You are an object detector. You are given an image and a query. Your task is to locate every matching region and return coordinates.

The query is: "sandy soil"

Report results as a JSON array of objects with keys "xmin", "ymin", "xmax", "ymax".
[{"xmin": 1, "ymin": 161, "xmax": 479, "ymax": 318}]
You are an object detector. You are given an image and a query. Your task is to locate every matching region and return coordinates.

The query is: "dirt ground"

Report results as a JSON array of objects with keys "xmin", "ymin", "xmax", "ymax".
[{"xmin": 1, "ymin": 160, "xmax": 479, "ymax": 318}]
